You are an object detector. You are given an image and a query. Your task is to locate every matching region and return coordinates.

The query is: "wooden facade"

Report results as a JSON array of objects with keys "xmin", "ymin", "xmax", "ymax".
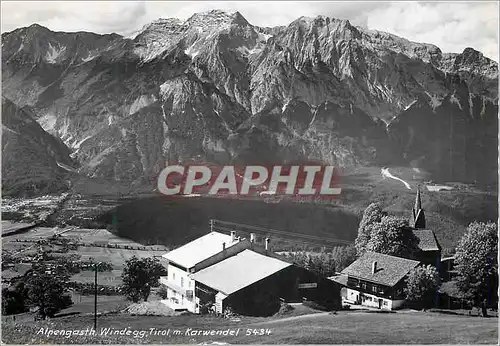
[
  {"xmin": 197, "ymin": 265, "xmax": 341, "ymax": 316},
  {"xmin": 346, "ymin": 276, "xmax": 405, "ymax": 301}
]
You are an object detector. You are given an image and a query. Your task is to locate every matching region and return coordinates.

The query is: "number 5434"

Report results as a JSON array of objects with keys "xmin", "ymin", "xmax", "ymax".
[{"xmin": 245, "ymin": 329, "xmax": 271, "ymax": 336}]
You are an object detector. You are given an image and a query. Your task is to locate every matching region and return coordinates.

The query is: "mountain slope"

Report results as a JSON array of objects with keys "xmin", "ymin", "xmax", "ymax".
[
  {"xmin": 1, "ymin": 10, "xmax": 498, "ymax": 189},
  {"xmin": 1, "ymin": 97, "xmax": 75, "ymax": 196}
]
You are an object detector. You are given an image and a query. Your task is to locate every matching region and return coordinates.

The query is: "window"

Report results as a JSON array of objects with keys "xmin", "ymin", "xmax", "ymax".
[
  {"xmin": 372, "ymin": 285, "xmax": 378, "ymax": 293},
  {"xmin": 361, "ymin": 283, "xmax": 367, "ymax": 289},
  {"xmin": 181, "ymin": 277, "xmax": 184, "ymax": 288},
  {"xmin": 172, "ymin": 273, "xmax": 176, "ymax": 280},
  {"xmin": 383, "ymin": 301, "xmax": 388, "ymax": 306},
  {"xmin": 188, "ymin": 280, "xmax": 191, "ymax": 288}
]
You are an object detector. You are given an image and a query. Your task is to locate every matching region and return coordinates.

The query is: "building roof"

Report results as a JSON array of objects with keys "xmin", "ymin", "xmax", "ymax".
[
  {"xmin": 413, "ymin": 229, "xmax": 440, "ymax": 251},
  {"xmin": 414, "ymin": 187, "xmax": 422, "ymax": 211},
  {"xmin": 329, "ymin": 274, "xmax": 348, "ymax": 286},
  {"xmin": 162, "ymin": 232, "xmax": 238, "ymax": 269},
  {"xmin": 190, "ymin": 249, "xmax": 292, "ymax": 295},
  {"xmin": 341, "ymin": 252, "xmax": 420, "ymax": 287}
]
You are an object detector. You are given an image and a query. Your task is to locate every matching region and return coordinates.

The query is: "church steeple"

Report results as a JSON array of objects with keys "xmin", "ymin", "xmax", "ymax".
[
  {"xmin": 415, "ymin": 186, "xmax": 422, "ymax": 211},
  {"xmin": 412, "ymin": 186, "xmax": 426, "ymax": 229}
]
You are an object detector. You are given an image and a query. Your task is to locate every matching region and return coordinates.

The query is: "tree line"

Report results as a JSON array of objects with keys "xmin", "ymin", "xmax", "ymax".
[{"xmin": 3, "ymin": 204, "xmax": 497, "ymax": 318}]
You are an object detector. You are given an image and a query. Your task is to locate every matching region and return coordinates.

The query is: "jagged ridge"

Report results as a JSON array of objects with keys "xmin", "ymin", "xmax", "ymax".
[{"xmin": 1, "ymin": 10, "xmax": 498, "ymax": 190}]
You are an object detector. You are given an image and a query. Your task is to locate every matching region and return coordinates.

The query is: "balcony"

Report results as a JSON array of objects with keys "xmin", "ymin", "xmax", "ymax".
[
  {"xmin": 159, "ymin": 276, "xmax": 187, "ymax": 295},
  {"xmin": 160, "ymin": 298, "xmax": 192, "ymax": 312}
]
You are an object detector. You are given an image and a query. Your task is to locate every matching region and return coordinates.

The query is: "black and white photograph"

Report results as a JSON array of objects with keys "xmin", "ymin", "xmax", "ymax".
[{"xmin": 1, "ymin": 1, "xmax": 498, "ymax": 344}]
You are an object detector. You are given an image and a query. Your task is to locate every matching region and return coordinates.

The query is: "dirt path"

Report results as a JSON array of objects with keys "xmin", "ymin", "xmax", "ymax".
[{"xmin": 248, "ymin": 311, "xmax": 331, "ymax": 325}]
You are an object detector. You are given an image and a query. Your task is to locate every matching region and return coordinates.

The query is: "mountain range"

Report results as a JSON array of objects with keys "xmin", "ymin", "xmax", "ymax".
[{"xmin": 2, "ymin": 10, "xmax": 498, "ymax": 196}]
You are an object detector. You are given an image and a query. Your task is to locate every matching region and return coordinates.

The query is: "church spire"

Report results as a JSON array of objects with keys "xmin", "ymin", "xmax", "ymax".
[
  {"xmin": 415, "ymin": 186, "xmax": 422, "ymax": 211},
  {"xmin": 412, "ymin": 185, "xmax": 426, "ymax": 229}
]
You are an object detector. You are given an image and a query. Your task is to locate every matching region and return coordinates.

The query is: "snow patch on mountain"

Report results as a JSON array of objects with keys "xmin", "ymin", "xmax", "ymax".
[
  {"xmin": 16, "ymin": 43, "xmax": 24, "ymax": 54},
  {"xmin": 236, "ymin": 45, "xmax": 263, "ymax": 57},
  {"xmin": 57, "ymin": 161, "xmax": 77, "ymax": 172},
  {"xmin": 450, "ymin": 93, "xmax": 463, "ymax": 110},
  {"xmin": 184, "ymin": 45, "xmax": 200, "ymax": 58},
  {"xmin": 57, "ymin": 119, "xmax": 72, "ymax": 144},
  {"xmin": 425, "ymin": 92, "xmax": 442, "ymax": 110},
  {"xmin": 468, "ymin": 92, "xmax": 474, "ymax": 116},
  {"xmin": 282, "ymin": 99, "xmax": 291, "ymax": 112},
  {"xmin": 73, "ymin": 135, "xmax": 92, "ymax": 150},
  {"xmin": 136, "ymin": 42, "xmax": 170, "ymax": 62},
  {"xmin": 129, "ymin": 94, "xmax": 157, "ymax": 115},
  {"xmin": 258, "ymin": 32, "xmax": 272, "ymax": 42},
  {"xmin": 45, "ymin": 43, "xmax": 66, "ymax": 64},
  {"xmin": 404, "ymin": 99, "xmax": 417, "ymax": 110},
  {"xmin": 82, "ymin": 52, "xmax": 97, "ymax": 62},
  {"xmin": 159, "ymin": 82, "xmax": 175, "ymax": 99},
  {"xmin": 38, "ymin": 113, "xmax": 57, "ymax": 132},
  {"xmin": 203, "ymin": 136, "xmax": 225, "ymax": 152}
]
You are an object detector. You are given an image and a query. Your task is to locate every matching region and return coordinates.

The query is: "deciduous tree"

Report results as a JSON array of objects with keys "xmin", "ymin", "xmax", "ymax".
[
  {"xmin": 121, "ymin": 256, "xmax": 167, "ymax": 302},
  {"xmin": 331, "ymin": 245, "xmax": 357, "ymax": 272},
  {"xmin": 2, "ymin": 282, "xmax": 28, "ymax": 315},
  {"xmin": 355, "ymin": 203, "xmax": 385, "ymax": 255},
  {"xmin": 454, "ymin": 221, "xmax": 498, "ymax": 316},
  {"xmin": 365, "ymin": 216, "xmax": 420, "ymax": 259},
  {"xmin": 24, "ymin": 265, "xmax": 73, "ymax": 319},
  {"xmin": 405, "ymin": 264, "xmax": 440, "ymax": 309}
]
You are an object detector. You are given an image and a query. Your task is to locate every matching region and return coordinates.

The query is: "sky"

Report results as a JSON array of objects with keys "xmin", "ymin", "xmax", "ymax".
[{"xmin": 1, "ymin": 1, "xmax": 498, "ymax": 62}]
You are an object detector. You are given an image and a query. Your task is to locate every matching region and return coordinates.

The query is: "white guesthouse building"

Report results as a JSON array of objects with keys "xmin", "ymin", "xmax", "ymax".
[{"xmin": 160, "ymin": 231, "xmax": 249, "ymax": 313}]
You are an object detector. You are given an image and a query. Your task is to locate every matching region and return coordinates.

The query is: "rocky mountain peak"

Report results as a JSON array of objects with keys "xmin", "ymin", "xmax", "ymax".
[
  {"xmin": 288, "ymin": 15, "xmax": 360, "ymax": 40},
  {"xmin": 1, "ymin": 11, "xmax": 498, "ymax": 191},
  {"xmin": 186, "ymin": 9, "xmax": 250, "ymax": 28},
  {"xmin": 133, "ymin": 10, "xmax": 258, "ymax": 62},
  {"xmin": 457, "ymin": 47, "xmax": 496, "ymax": 72},
  {"xmin": 363, "ymin": 29, "xmax": 443, "ymax": 63}
]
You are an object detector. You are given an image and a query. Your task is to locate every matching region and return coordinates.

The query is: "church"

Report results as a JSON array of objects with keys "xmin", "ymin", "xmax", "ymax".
[
  {"xmin": 410, "ymin": 187, "xmax": 442, "ymax": 268},
  {"xmin": 330, "ymin": 187, "xmax": 443, "ymax": 310}
]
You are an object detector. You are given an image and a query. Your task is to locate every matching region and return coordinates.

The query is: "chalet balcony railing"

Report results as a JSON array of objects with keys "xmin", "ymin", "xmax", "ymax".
[{"xmin": 159, "ymin": 276, "xmax": 187, "ymax": 295}]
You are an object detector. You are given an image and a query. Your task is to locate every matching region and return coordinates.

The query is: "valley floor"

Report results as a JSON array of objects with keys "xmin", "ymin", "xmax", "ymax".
[{"xmin": 2, "ymin": 309, "xmax": 497, "ymax": 344}]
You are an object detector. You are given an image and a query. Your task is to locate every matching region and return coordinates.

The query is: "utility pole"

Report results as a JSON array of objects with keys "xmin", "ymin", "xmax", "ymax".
[{"xmin": 94, "ymin": 262, "xmax": 99, "ymax": 331}]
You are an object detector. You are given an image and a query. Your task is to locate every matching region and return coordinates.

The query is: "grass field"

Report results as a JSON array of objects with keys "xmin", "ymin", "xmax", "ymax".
[
  {"xmin": 2, "ymin": 225, "xmax": 168, "ymax": 287},
  {"xmin": 2, "ymin": 310, "xmax": 497, "ymax": 344}
]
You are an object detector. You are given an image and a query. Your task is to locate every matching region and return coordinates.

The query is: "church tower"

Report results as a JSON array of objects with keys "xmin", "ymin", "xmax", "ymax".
[{"xmin": 412, "ymin": 186, "xmax": 426, "ymax": 229}]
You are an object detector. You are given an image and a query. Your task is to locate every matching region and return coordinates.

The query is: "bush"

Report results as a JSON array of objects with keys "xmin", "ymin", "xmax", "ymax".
[
  {"xmin": 199, "ymin": 302, "xmax": 214, "ymax": 315},
  {"xmin": 223, "ymin": 306, "xmax": 238, "ymax": 319},
  {"xmin": 157, "ymin": 286, "xmax": 169, "ymax": 299},
  {"xmin": 275, "ymin": 302, "xmax": 295, "ymax": 316},
  {"xmin": 2, "ymin": 282, "xmax": 28, "ymax": 315}
]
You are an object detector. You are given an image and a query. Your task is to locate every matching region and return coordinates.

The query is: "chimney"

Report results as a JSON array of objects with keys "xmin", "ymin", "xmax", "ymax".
[
  {"xmin": 265, "ymin": 237, "xmax": 271, "ymax": 251},
  {"xmin": 250, "ymin": 233, "xmax": 256, "ymax": 243},
  {"xmin": 230, "ymin": 231, "xmax": 236, "ymax": 242},
  {"xmin": 372, "ymin": 261, "xmax": 377, "ymax": 274},
  {"xmin": 222, "ymin": 242, "xmax": 226, "ymax": 251}
]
